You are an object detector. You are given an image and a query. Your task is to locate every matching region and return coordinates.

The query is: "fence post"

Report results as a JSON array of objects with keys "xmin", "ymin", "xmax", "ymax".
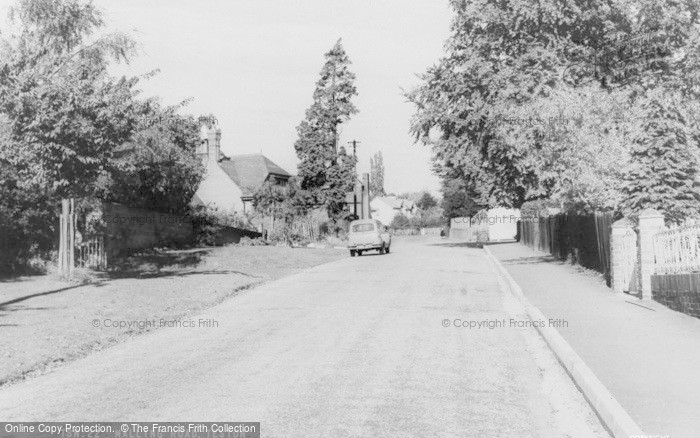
[
  {"xmin": 638, "ymin": 208, "xmax": 664, "ymax": 300},
  {"xmin": 610, "ymin": 218, "xmax": 634, "ymax": 293}
]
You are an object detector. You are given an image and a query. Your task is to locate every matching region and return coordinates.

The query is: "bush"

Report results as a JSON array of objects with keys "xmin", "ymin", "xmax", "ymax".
[
  {"xmin": 321, "ymin": 234, "xmax": 347, "ymax": 247},
  {"xmin": 411, "ymin": 206, "xmax": 445, "ymax": 228},
  {"xmin": 520, "ymin": 199, "xmax": 560, "ymax": 218},
  {"xmin": 189, "ymin": 205, "xmax": 254, "ymax": 246},
  {"xmin": 238, "ymin": 236, "xmax": 268, "ymax": 246},
  {"xmin": 0, "ymin": 171, "xmax": 57, "ymax": 277},
  {"xmin": 390, "ymin": 212, "xmax": 411, "ymax": 228}
]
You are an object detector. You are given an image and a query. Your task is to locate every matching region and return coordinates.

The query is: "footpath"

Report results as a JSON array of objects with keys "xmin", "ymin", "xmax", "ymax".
[{"xmin": 488, "ymin": 242, "xmax": 700, "ymax": 438}]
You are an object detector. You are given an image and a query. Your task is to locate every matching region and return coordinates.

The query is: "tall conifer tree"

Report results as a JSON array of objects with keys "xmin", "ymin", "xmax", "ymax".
[{"xmin": 294, "ymin": 39, "xmax": 358, "ymax": 220}]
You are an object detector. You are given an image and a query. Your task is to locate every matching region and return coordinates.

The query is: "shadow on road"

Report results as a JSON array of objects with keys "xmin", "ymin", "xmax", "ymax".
[
  {"xmin": 0, "ymin": 248, "xmax": 270, "ymax": 312},
  {"xmin": 107, "ymin": 249, "xmax": 212, "ymax": 279},
  {"xmin": 428, "ymin": 240, "xmax": 518, "ymax": 249},
  {"xmin": 0, "ymin": 277, "xmax": 32, "ymax": 284},
  {"xmin": 0, "ymin": 284, "xmax": 91, "ymax": 311},
  {"xmin": 499, "ymin": 255, "xmax": 565, "ymax": 266},
  {"xmin": 107, "ymin": 268, "xmax": 260, "ymax": 280},
  {"xmin": 428, "ymin": 241, "xmax": 483, "ymax": 248}
]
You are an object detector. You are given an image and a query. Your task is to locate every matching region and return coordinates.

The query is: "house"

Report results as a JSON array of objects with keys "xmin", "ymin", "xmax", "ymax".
[
  {"xmin": 191, "ymin": 124, "xmax": 292, "ymax": 214},
  {"xmin": 370, "ymin": 196, "xmax": 416, "ymax": 225},
  {"xmin": 401, "ymin": 199, "xmax": 417, "ymax": 216}
]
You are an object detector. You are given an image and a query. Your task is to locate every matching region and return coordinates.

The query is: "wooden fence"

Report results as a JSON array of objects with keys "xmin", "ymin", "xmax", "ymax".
[
  {"xmin": 288, "ymin": 217, "xmax": 322, "ymax": 241},
  {"xmin": 262, "ymin": 213, "xmax": 327, "ymax": 242},
  {"xmin": 520, "ymin": 211, "xmax": 614, "ymax": 283}
]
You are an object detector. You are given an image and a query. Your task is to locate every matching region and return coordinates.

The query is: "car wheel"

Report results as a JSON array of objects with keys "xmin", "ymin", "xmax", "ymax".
[
  {"xmin": 350, "ymin": 250, "xmax": 356, "ymax": 257},
  {"xmin": 358, "ymin": 251, "xmax": 363, "ymax": 256}
]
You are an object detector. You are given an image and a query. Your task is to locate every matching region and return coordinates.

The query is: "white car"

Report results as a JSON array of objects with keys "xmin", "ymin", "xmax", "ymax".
[{"xmin": 348, "ymin": 219, "xmax": 391, "ymax": 257}]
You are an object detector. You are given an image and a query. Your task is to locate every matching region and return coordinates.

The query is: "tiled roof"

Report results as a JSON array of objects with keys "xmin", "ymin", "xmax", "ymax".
[
  {"xmin": 218, "ymin": 154, "xmax": 291, "ymax": 196},
  {"xmin": 373, "ymin": 196, "xmax": 403, "ymax": 209}
]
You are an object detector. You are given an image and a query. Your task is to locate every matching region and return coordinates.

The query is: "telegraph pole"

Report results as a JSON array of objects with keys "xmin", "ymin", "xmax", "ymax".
[
  {"xmin": 348, "ymin": 140, "xmax": 361, "ymax": 219},
  {"xmin": 348, "ymin": 140, "xmax": 360, "ymax": 157}
]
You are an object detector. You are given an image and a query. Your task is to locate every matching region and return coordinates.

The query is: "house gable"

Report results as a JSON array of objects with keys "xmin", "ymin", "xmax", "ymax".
[
  {"xmin": 192, "ymin": 159, "xmax": 244, "ymax": 212},
  {"xmin": 370, "ymin": 197, "xmax": 402, "ymax": 225},
  {"xmin": 191, "ymin": 125, "xmax": 292, "ymax": 213}
]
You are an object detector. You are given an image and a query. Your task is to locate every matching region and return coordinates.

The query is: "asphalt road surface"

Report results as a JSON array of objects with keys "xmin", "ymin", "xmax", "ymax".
[{"xmin": 0, "ymin": 237, "xmax": 607, "ymax": 437}]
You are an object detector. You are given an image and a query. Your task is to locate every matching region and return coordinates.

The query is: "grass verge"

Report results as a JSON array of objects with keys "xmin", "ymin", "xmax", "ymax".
[{"xmin": 0, "ymin": 245, "xmax": 346, "ymax": 387}]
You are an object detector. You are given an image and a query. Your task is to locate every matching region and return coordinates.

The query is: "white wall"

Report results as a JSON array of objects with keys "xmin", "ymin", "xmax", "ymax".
[
  {"xmin": 192, "ymin": 162, "xmax": 244, "ymax": 213},
  {"xmin": 487, "ymin": 207, "xmax": 520, "ymax": 241},
  {"xmin": 449, "ymin": 208, "xmax": 520, "ymax": 241},
  {"xmin": 371, "ymin": 199, "xmax": 398, "ymax": 225}
]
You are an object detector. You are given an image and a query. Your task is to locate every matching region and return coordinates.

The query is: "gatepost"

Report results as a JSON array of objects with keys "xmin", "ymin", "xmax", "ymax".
[
  {"xmin": 610, "ymin": 217, "xmax": 634, "ymax": 293},
  {"xmin": 638, "ymin": 209, "xmax": 664, "ymax": 300}
]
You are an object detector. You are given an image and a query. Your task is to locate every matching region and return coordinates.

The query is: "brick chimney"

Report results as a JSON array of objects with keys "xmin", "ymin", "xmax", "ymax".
[
  {"xmin": 198, "ymin": 124, "xmax": 222, "ymax": 164},
  {"xmin": 207, "ymin": 125, "xmax": 221, "ymax": 163}
]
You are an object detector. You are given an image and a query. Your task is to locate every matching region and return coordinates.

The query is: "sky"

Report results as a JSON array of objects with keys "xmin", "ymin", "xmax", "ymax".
[{"xmin": 1, "ymin": 0, "xmax": 453, "ymax": 195}]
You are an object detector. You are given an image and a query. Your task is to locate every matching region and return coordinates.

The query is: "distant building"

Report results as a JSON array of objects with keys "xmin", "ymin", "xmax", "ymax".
[
  {"xmin": 401, "ymin": 199, "xmax": 417, "ymax": 216},
  {"xmin": 449, "ymin": 207, "xmax": 520, "ymax": 241},
  {"xmin": 191, "ymin": 125, "xmax": 291, "ymax": 214},
  {"xmin": 370, "ymin": 196, "xmax": 416, "ymax": 225}
]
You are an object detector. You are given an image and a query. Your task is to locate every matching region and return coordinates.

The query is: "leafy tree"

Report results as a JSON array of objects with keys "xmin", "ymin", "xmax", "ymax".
[
  {"xmin": 294, "ymin": 39, "xmax": 358, "ymax": 221},
  {"xmin": 95, "ymin": 103, "xmax": 205, "ymax": 214},
  {"xmin": 520, "ymin": 199, "xmax": 561, "ymax": 218},
  {"xmin": 369, "ymin": 151, "xmax": 385, "ymax": 196},
  {"xmin": 390, "ymin": 212, "xmax": 411, "ymax": 228},
  {"xmin": 0, "ymin": 0, "xmax": 142, "ymax": 274},
  {"xmin": 0, "ymin": 0, "xmax": 208, "ymax": 274},
  {"xmin": 252, "ymin": 178, "xmax": 311, "ymax": 244},
  {"xmin": 505, "ymin": 85, "xmax": 631, "ymax": 213},
  {"xmin": 406, "ymin": 0, "xmax": 611, "ymax": 208},
  {"xmin": 0, "ymin": 0, "xmax": 140, "ymax": 198},
  {"xmin": 416, "ymin": 192, "xmax": 437, "ymax": 210},
  {"xmin": 411, "ymin": 206, "xmax": 445, "ymax": 228},
  {"xmin": 408, "ymin": 0, "xmax": 700, "ymax": 218},
  {"xmin": 441, "ymin": 177, "xmax": 482, "ymax": 219}
]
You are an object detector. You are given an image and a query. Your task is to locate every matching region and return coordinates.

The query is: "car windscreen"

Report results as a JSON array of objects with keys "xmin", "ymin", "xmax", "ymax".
[{"xmin": 351, "ymin": 223, "xmax": 375, "ymax": 232}]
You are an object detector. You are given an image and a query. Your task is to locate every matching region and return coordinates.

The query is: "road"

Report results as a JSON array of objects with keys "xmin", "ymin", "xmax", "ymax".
[{"xmin": 0, "ymin": 237, "xmax": 606, "ymax": 437}]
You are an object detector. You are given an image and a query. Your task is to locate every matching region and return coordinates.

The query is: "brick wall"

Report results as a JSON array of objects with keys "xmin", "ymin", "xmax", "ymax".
[
  {"xmin": 102, "ymin": 203, "xmax": 194, "ymax": 256},
  {"xmin": 651, "ymin": 273, "xmax": 700, "ymax": 319}
]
